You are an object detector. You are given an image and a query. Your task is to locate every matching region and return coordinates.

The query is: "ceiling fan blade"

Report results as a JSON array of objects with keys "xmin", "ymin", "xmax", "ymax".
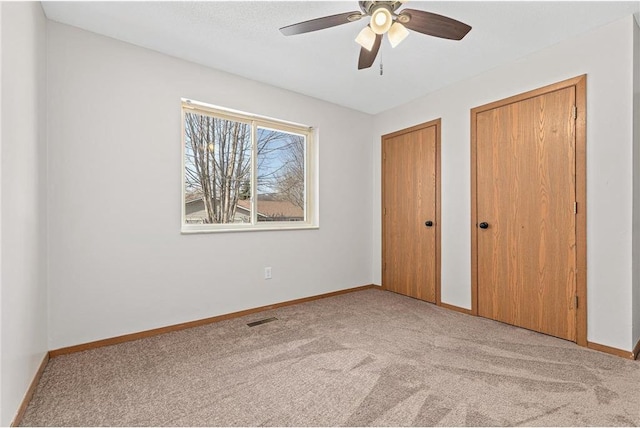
[
  {"xmin": 400, "ymin": 9, "xmax": 471, "ymax": 40},
  {"xmin": 280, "ymin": 11, "xmax": 361, "ymax": 36},
  {"xmin": 358, "ymin": 33, "xmax": 382, "ymax": 70}
]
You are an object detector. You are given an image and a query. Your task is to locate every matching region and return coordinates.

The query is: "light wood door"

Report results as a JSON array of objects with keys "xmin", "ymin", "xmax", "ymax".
[
  {"xmin": 382, "ymin": 120, "xmax": 440, "ymax": 303},
  {"xmin": 474, "ymin": 86, "xmax": 578, "ymax": 341}
]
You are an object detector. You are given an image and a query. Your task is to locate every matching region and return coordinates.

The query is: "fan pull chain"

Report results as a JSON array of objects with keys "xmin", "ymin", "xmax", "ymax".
[{"xmin": 380, "ymin": 61, "xmax": 383, "ymax": 76}]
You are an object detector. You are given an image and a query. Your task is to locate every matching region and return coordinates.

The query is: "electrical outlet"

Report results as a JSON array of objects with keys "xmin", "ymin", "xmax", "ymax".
[{"xmin": 264, "ymin": 267, "xmax": 272, "ymax": 280}]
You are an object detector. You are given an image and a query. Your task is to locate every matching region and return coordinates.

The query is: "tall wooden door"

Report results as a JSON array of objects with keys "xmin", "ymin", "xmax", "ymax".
[
  {"xmin": 382, "ymin": 120, "xmax": 440, "ymax": 303},
  {"xmin": 472, "ymin": 77, "xmax": 586, "ymax": 342}
]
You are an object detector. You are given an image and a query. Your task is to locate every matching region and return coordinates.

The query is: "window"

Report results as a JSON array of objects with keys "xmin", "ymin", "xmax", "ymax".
[{"xmin": 182, "ymin": 99, "xmax": 316, "ymax": 233}]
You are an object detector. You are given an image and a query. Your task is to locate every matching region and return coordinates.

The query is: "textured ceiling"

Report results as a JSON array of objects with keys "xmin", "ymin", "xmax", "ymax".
[{"xmin": 42, "ymin": 1, "xmax": 640, "ymax": 114}]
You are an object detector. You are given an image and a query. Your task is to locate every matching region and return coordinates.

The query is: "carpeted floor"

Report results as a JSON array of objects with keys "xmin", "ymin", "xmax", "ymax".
[{"xmin": 21, "ymin": 288, "xmax": 640, "ymax": 426}]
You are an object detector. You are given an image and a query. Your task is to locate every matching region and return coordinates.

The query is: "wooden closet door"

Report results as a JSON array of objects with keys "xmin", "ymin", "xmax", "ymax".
[
  {"xmin": 475, "ymin": 86, "xmax": 577, "ymax": 341},
  {"xmin": 382, "ymin": 120, "xmax": 440, "ymax": 303}
]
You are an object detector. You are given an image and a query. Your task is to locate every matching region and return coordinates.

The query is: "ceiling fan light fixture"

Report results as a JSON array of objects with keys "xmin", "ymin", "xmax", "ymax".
[
  {"xmin": 279, "ymin": 1, "xmax": 472, "ymax": 71},
  {"xmin": 355, "ymin": 25, "xmax": 377, "ymax": 51},
  {"xmin": 370, "ymin": 6, "xmax": 392, "ymax": 35},
  {"xmin": 388, "ymin": 22, "xmax": 409, "ymax": 48}
]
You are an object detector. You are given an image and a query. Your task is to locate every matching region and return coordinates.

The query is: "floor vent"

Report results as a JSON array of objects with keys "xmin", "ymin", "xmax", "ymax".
[{"xmin": 247, "ymin": 317, "xmax": 278, "ymax": 327}]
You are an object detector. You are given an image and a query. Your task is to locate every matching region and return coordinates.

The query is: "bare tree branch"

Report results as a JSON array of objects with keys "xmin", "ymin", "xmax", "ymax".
[{"xmin": 184, "ymin": 112, "xmax": 251, "ymax": 223}]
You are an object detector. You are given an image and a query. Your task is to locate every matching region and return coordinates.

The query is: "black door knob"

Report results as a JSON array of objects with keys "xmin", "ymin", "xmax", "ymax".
[
  {"xmin": 425, "ymin": 221, "xmax": 433, "ymax": 227},
  {"xmin": 479, "ymin": 222, "xmax": 489, "ymax": 229}
]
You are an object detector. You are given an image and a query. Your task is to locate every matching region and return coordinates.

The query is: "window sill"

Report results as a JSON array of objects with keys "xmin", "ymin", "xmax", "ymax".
[{"xmin": 181, "ymin": 224, "xmax": 319, "ymax": 234}]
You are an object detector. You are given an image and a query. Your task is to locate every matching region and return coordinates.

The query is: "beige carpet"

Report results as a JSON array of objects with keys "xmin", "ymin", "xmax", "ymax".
[{"xmin": 21, "ymin": 289, "xmax": 640, "ymax": 426}]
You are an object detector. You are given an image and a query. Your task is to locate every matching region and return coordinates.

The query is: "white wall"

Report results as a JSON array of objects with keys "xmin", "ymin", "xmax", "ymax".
[
  {"xmin": 47, "ymin": 22, "xmax": 373, "ymax": 350},
  {"xmin": 0, "ymin": 4, "xmax": 4, "ymax": 423},
  {"xmin": 632, "ymin": 16, "xmax": 640, "ymax": 352},
  {"xmin": 0, "ymin": 2, "xmax": 48, "ymax": 426},
  {"xmin": 372, "ymin": 16, "xmax": 636, "ymax": 351}
]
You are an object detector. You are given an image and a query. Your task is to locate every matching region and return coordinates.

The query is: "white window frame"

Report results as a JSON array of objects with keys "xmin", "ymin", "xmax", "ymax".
[{"xmin": 181, "ymin": 99, "xmax": 318, "ymax": 233}]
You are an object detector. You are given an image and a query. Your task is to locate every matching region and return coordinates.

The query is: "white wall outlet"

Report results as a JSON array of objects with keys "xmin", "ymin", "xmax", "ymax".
[{"xmin": 264, "ymin": 267, "xmax": 272, "ymax": 280}]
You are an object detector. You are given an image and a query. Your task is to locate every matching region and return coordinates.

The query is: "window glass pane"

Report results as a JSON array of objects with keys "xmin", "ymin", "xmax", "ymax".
[
  {"xmin": 184, "ymin": 112, "xmax": 252, "ymax": 224},
  {"xmin": 256, "ymin": 127, "xmax": 306, "ymax": 222}
]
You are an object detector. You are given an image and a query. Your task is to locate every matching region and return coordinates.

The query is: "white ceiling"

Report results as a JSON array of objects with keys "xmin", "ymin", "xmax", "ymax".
[{"xmin": 41, "ymin": 1, "xmax": 640, "ymax": 114}]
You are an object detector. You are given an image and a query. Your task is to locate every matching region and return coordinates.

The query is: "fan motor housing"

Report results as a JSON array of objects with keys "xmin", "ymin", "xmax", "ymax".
[{"xmin": 359, "ymin": 1, "xmax": 403, "ymax": 15}]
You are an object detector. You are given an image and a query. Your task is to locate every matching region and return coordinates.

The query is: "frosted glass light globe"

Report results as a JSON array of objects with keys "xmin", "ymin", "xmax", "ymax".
[{"xmin": 370, "ymin": 7, "xmax": 392, "ymax": 35}]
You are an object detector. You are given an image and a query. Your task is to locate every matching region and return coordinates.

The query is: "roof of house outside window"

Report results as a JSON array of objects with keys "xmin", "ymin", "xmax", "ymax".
[{"xmin": 185, "ymin": 191, "xmax": 303, "ymax": 219}]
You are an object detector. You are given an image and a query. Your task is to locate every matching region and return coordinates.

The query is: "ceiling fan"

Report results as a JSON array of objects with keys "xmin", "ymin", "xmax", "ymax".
[{"xmin": 279, "ymin": 1, "xmax": 472, "ymax": 70}]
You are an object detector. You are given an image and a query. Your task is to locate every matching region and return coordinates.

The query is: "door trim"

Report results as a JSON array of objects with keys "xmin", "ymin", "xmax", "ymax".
[
  {"xmin": 382, "ymin": 118, "xmax": 442, "ymax": 305},
  {"xmin": 470, "ymin": 75, "xmax": 587, "ymax": 346}
]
